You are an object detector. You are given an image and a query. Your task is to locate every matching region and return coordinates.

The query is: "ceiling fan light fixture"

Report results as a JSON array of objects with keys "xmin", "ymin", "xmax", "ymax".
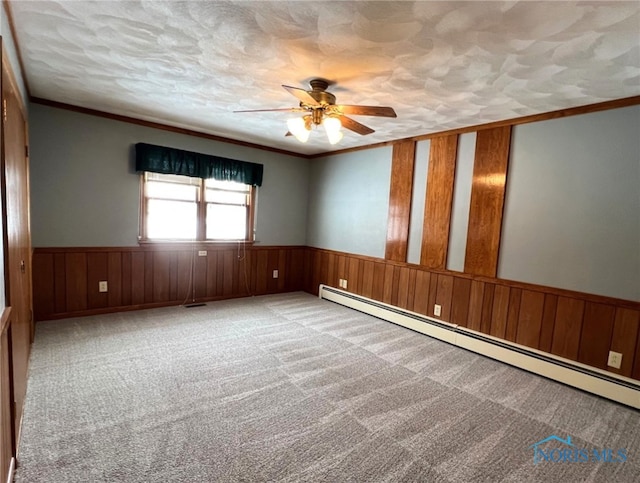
[
  {"xmin": 322, "ymin": 116, "xmax": 343, "ymax": 145},
  {"xmin": 287, "ymin": 116, "xmax": 311, "ymax": 143}
]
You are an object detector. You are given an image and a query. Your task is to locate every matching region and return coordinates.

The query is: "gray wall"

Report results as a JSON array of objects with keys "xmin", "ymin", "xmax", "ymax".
[
  {"xmin": 306, "ymin": 146, "xmax": 392, "ymax": 258},
  {"xmin": 446, "ymin": 132, "xmax": 476, "ymax": 272},
  {"xmin": 30, "ymin": 101, "xmax": 640, "ymax": 300},
  {"xmin": 29, "ymin": 104, "xmax": 309, "ymax": 247},
  {"xmin": 406, "ymin": 140, "xmax": 430, "ymax": 265},
  {"xmin": 499, "ymin": 106, "xmax": 640, "ymax": 301},
  {"xmin": 305, "ymin": 106, "xmax": 639, "ymax": 302}
]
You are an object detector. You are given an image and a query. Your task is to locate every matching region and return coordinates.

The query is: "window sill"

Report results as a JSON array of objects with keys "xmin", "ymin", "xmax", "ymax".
[{"xmin": 138, "ymin": 239, "xmax": 256, "ymax": 249}]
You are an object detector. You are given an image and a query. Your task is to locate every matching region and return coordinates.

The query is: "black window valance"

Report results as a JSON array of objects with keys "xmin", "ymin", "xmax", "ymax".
[{"xmin": 135, "ymin": 143, "xmax": 263, "ymax": 186}]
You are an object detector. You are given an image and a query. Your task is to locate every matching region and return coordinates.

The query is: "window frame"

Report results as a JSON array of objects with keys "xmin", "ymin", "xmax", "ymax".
[{"xmin": 138, "ymin": 172, "xmax": 256, "ymax": 244}]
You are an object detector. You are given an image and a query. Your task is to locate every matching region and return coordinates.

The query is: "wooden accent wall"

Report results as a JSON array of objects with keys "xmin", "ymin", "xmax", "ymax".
[
  {"xmin": 420, "ymin": 134, "xmax": 458, "ymax": 269},
  {"xmin": 464, "ymin": 126, "xmax": 511, "ymax": 277},
  {"xmin": 32, "ymin": 245, "xmax": 306, "ymax": 321},
  {"xmin": 385, "ymin": 141, "xmax": 416, "ymax": 262},
  {"xmin": 305, "ymin": 247, "xmax": 640, "ymax": 381}
]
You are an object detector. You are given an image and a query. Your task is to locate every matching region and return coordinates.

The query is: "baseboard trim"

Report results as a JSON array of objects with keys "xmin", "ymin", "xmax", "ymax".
[
  {"xmin": 36, "ymin": 290, "xmax": 298, "ymax": 322},
  {"xmin": 6, "ymin": 457, "xmax": 15, "ymax": 483},
  {"xmin": 319, "ymin": 285, "xmax": 640, "ymax": 409}
]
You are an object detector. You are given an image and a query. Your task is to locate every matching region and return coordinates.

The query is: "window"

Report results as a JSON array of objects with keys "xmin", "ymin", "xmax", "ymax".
[{"xmin": 140, "ymin": 172, "xmax": 255, "ymax": 242}]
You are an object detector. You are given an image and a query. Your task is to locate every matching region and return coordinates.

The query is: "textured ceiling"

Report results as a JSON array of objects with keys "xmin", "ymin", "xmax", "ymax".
[{"xmin": 9, "ymin": 1, "xmax": 640, "ymax": 155}]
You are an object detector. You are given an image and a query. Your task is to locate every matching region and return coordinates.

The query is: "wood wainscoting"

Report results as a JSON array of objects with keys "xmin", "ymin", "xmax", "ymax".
[
  {"xmin": 303, "ymin": 247, "xmax": 640, "ymax": 381},
  {"xmin": 32, "ymin": 244, "xmax": 640, "ymax": 382},
  {"xmin": 32, "ymin": 245, "xmax": 306, "ymax": 321}
]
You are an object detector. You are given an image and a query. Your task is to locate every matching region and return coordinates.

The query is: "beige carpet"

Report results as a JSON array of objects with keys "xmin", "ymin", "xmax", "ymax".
[{"xmin": 15, "ymin": 292, "xmax": 640, "ymax": 482}]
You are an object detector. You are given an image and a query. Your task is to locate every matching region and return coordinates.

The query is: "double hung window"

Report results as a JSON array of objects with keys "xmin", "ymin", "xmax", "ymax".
[{"xmin": 140, "ymin": 172, "xmax": 254, "ymax": 242}]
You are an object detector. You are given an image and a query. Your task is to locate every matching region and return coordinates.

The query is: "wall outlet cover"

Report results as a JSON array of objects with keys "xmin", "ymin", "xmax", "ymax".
[
  {"xmin": 607, "ymin": 351, "xmax": 623, "ymax": 369},
  {"xmin": 434, "ymin": 304, "xmax": 442, "ymax": 317}
]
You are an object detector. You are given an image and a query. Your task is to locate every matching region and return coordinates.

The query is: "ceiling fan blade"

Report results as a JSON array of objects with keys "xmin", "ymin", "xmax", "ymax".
[
  {"xmin": 335, "ymin": 105, "xmax": 397, "ymax": 118},
  {"xmin": 234, "ymin": 107, "xmax": 305, "ymax": 113},
  {"xmin": 338, "ymin": 115, "xmax": 375, "ymax": 135},
  {"xmin": 282, "ymin": 85, "xmax": 320, "ymax": 106}
]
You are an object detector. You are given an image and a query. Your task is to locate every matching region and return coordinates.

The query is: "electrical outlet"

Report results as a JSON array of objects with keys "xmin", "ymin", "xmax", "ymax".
[
  {"xmin": 98, "ymin": 281, "xmax": 108, "ymax": 293},
  {"xmin": 607, "ymin": 351, "xmax": 623, "ymax": 369},
  {"xmin": 198, "ymin": 250, "xmax": 207, "ymax": 256},
  {"xmin": 434, "ymin": 304, "xmax": 442, "ymax": 317},
  {"xmin": 273, "ymin": 269, "xmax": 278, "ymax": 278}
]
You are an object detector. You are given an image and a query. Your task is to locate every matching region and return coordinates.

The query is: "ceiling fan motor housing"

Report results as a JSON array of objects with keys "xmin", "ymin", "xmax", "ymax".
[{"xmin": 308, "ymin": 78, "xmax": 336, "ymax": 106}]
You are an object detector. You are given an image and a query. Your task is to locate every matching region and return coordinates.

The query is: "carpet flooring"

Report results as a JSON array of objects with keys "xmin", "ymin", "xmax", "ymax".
[{"xmin": 14, "ymin": 292, "xmax": 640, "ymax": 482}]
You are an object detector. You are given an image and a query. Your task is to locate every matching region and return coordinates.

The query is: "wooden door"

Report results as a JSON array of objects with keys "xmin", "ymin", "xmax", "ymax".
[
  {"xmin": 2, "ymin": 53, "xmax": 33, "ymax": 448},
  {"xmin": 0, "ymin": 309, "xmax": 14, "ymax": 479}
]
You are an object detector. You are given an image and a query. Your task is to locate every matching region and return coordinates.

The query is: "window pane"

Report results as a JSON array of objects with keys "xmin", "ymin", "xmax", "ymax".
[
  {"xmin": 147, "ymin": 172, "xmax": 200, "ymax": 186},
  {"xmin": 206, "ymin": 204, "xmax": 246, "ymax": 240},
  {"xmin": 205, "ymin": 189, "xmax": 247, "ymax": 204},
  {"xmin": 147, "ymin": 199, "xmax": 197, "ymax": 239},
  {"xmin": 147, "ymin": 181, "xmax": 198, "ymax": 201},
  {"xmin": 205, "ymin": 179, "xmax": 249, "ymax": 191}
]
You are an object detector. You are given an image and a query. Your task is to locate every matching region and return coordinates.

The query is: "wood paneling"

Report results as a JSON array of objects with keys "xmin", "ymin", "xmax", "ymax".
[
  {"xmin": 107, "ymin": 252, "xmax": 123, "ymax": 307},
  {"xmin": 480, "ymin": 284, "xmax": 495, "ymax": 334},
  {"xmin": 467, "ymin": 281, "xmax": 485, "ymax": 331},
  {"xmin": 539, "ymin": 294, "xmax": 558, "ymax": 353},
  {"xmin": 413, "ymin": 270, "xmax": 431, "ymax": 316},
  {"xmin": 551, "ymin": 297, "xmax": 585, "ymax": 360},
  {"xmin": 372, "ymin": 263, "xmax": 386, "ymax": 301},
  {"xmin": 490, "ymin": 285, "xmax": 510, "ymax": 339},
  {"xmin": 451, "ymin": 278, "xmax": 471, "ymax": 327},
  {"xmin": 33, "ymin": 245, "xmax": 640, "ymax": 386},
  {"xmin": 434, "ymin": 274, "xmax": 454, "ymax": 321},
  {"xmin": 505, "ymin": 288, "xmax": 521, "ymax": 342},
  {"xmin": 54, "ymin": 253, "xmax": 66, "ymax": 313},
  {"xmin": 32, "ymin": 253, "xmax": 54, "ymax": 321},
  {"xmin": 421, "ymin": 134, "xmax": 458, "ymax": 269},
  {"xmin": 610, "ymin": 308, "xmax": 639, "ymax": 378},
  {"xmin": 515, "ymin": 290, "xmax": 544, "ymax": 349},
  {"xmin": 361, "ymin": 261, "xmax": 374, "ymax": 299},
  {"xmin": 121, "ymin": 252, "xmax": 132, "ymax": 306},
  {"xmin": 406, "ymin": 269, "xmax": 417, "ymax": 313},
  {"xmin": 385, "ymin": 140, "xmax": 416, "ymax": 262},
  {"xmin": 348, "ymin": 257, "xmax": 360, "ymax": 294},
  {"xmin": 464, "ymin": 126, "xmax": 511, "ymax": 277},
  {"xmin": 32, "ymin": 246, "xmax": 307, "ymax": 320},
  {"xmin": 308, "ymin": 246, "xmax": 638, "ymax": 379},
  {"xmin": 397, "ymin": 267, "xmax": 411, "ymax": 310},
  {"xmin": 426, "ymin": 272, "xmax": 438, "ymax": 317},
  {"xmin": 577, "ymin": 302, "xmax": 615, "ymax": 370},
  {"xmin": 87, "ymin": 253, "xmax": 108, "ymax": 309}
]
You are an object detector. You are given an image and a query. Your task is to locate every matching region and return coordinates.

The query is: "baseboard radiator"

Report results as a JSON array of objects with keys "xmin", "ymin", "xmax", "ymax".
[{"xmin": 319, "ymin": 285, "xmax": 640, "ymax": 409}]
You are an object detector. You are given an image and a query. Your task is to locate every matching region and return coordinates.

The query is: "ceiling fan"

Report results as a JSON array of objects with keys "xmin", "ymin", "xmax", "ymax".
[{"xmin": 234, "ymin": 78, "xmax": 397, "ymax": 144}]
